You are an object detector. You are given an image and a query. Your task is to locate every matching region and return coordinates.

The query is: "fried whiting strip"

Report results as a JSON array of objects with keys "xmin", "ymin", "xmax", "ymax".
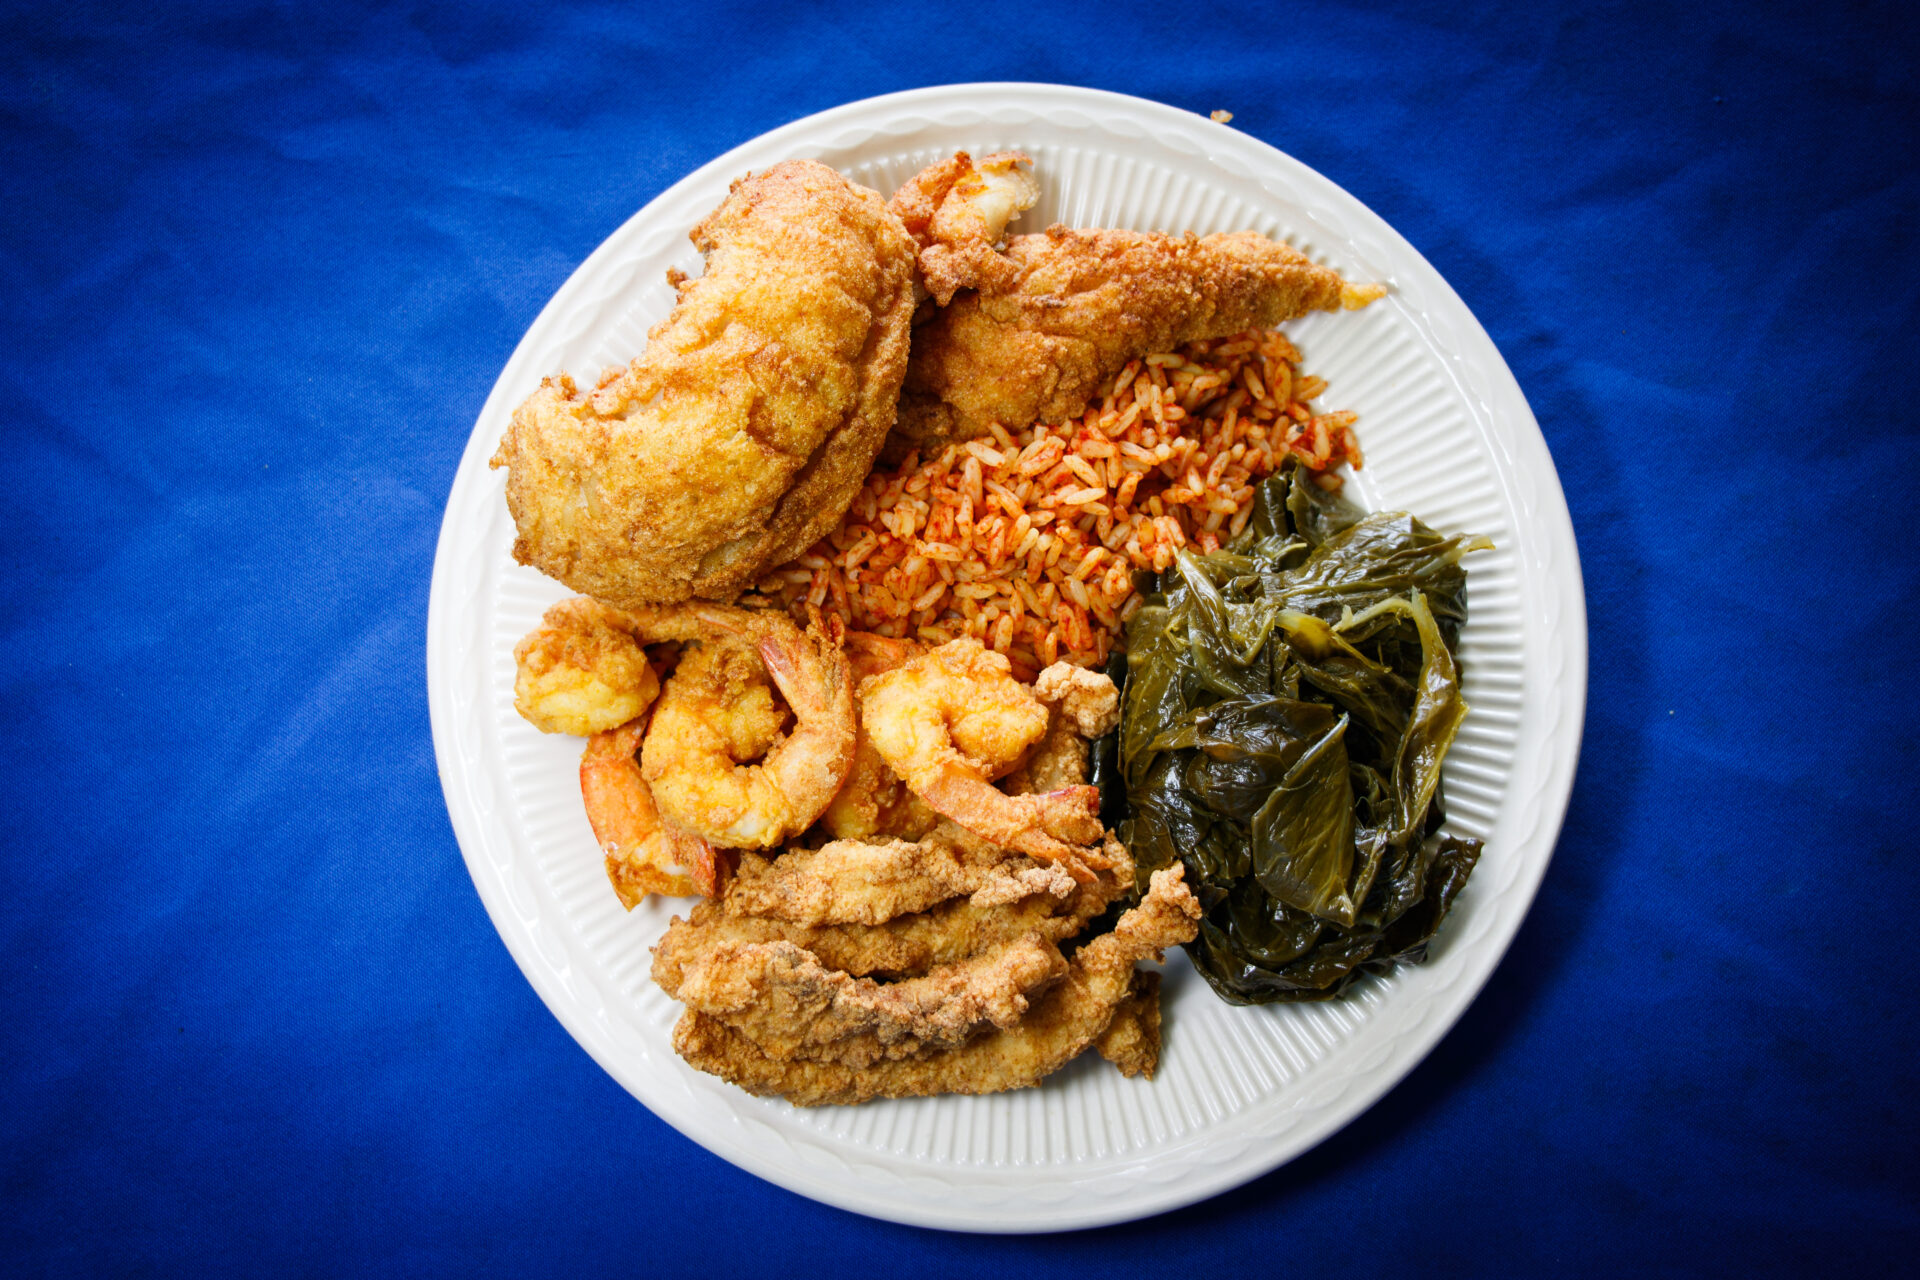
[
  {"xmin": 670, "ymin": 866, "xmax": 1201, "ymax": 1105},
  {"xmin": 657, "ymin": 847, "xmax": 1128, "ymax": 978},
  {"xmin": 721, "ymin": 826, "xmax": 1096, "ymax": 926},
  {"xmin": 654, "ymin": 933, "xmax": 1069, "ymax": 1069},
  {"xmin": 1092, "ymin": 970, "xmax": 1163, "ymax": 1080}
]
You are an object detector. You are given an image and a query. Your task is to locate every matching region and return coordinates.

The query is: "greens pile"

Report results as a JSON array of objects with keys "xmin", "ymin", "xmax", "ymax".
[{"xmin": 1114, "ymin": 468, "xmax": 1493, "ymax": 1004}]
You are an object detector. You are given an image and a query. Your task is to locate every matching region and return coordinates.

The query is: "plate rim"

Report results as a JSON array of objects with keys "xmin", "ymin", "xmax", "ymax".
[{"xmin": 427, "ymin": 80, "xmax": 1588, "ymax": 1233}]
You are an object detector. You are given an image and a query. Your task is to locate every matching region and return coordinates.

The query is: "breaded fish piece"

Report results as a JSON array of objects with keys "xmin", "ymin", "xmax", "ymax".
[
  {"xmin": 890, "ymin": 225, "xmax": 1384, "ymax": 459},
  {"xmin": 720, "ymin": 826, "xmax": 1096, "ymax": 926},
  {"xmin": 887, "ymin": 151, "xmax": 1039, "ymax": 306},
  {"xmin": 670, "ymin": 866, "xmax": 1202, "ymax": 1105},
  {"xmin": 492, "ymin": 160, "xmax": 918, "ymax": 604},
  {"xmin": 1092, "ymin": 970, "xmax": 1163, "ymax": 1080},
  {"xmin": 654, "ymin": 850, "xmax": 1127, "ymax": 978},
  {"xmin": 654, "ymin": 933, "xmax": 1069, "ymax": 1069}
]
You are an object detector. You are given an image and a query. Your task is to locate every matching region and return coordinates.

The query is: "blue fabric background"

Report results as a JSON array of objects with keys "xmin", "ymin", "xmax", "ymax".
[{"xmin": 5, "ymin": 0, "xmax": 1917, "ymax": 1273}]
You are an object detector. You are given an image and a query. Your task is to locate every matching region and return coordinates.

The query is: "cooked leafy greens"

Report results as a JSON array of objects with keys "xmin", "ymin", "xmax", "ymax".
[{"xmin": 1115, "ymin": 467, "xmax": 1492, "ymax": 1004}]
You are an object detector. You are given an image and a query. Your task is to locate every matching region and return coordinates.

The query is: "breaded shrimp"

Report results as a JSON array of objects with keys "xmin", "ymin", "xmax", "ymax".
[
  {"xmin": 858, "ymin": 638, "xmax": 1106, "ymax": 871},
  {"xmin": 1004, "ymin": 663, "xmax": 1121, "ymax": 796},
  {"xmin": 579, "ymin": 717, "xmax": 721, "ymax": 905},
  {"xmin": 512, "ymin": 597, "xmax": 664, "ymax": 737},
  {"xmin": 819, "ymin": 632, "xmax": 939, "ymax": 842},
  {"xmin": 642, "ymin": 614, "xmax": 855, "ymax": 848}
]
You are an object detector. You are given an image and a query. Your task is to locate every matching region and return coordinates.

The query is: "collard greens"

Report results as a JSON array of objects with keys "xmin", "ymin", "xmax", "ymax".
[{"xmin": 1116, "ymin": 468, "xmax": 1492, "ymax": 1004}]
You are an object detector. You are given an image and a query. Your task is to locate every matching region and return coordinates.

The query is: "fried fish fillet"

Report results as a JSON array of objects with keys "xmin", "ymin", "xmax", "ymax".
[
  {"xmin": 492, "ymin": 160, "xmax": 918, "ymax": 604},
  {"xmin": 887, "ymin": 150, "xmax": 1039, "ymax": 306},
  {"xmin": 654, "ymin": 932, "xmax": 1069, "ymax": 1069},
  {"xmin": 720, "ymin": 826, "xmax": 1096, "ymax": 926},
  {"xmin": 670, "ymin": 865, "xmax": 1202, "ymax": 1105},
  {"xmin": 890, "ymin": 224, "xmax": 1384, "ymax": 459},
  {"xmin": 655, "ymin": 845, "xmax": 1127, "ymax": 978},
  {"xmin": 1091, "ymin": 970, "xmax": 1163, "ymax": 1080}
]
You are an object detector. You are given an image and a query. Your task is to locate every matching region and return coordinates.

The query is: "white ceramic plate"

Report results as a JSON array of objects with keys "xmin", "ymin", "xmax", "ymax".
[{"xmin": 427, "ymin": 83, "xmax": 1585, "ymax": 1233}]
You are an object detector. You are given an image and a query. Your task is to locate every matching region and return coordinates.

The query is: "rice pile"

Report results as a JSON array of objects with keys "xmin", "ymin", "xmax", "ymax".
[{"xmin": 751, "ymin": 328, "xmax": 1362, "ymax": 681}]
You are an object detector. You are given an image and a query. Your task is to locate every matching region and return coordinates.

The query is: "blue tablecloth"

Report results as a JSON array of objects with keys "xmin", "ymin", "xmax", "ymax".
[{"xmin": 6, "ymin": 1, "xmax": 1917, "ymax": 1273}]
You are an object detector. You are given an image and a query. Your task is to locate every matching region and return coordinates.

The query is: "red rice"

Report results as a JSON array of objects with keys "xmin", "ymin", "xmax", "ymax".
[{"xmin": 750, "ymin": 329, "xmax": 1362, "ymax": 681}]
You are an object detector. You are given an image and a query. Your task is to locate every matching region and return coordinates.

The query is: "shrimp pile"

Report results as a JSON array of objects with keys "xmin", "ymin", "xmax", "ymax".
[{"xmin": 511, "ymin": 597, "xmax": 856, "ymax": 903}]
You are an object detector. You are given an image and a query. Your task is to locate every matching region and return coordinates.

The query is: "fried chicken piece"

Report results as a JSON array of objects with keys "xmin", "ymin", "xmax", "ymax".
[
  {"xmin": 720, "ymin": 827, "xmax": 1091, "ymax": 926},
  {"xmin": 670, "ymin": 865, "xmax": 1202, "ymax": 1105},
  {"xmin": 492, "ymin": 160, "xmax": 918, "ymax": 605},
  {"xmin": 1092, "ymin": 970, "xmax": 1163, "ymax": 1080},
  {"xmin": 653, "ymin": 932, "xmax": 1069, "ymax": 1069},
  {"xmin": 887, "ymin": 151, "xmax": 1039, "ymax": 305},
  {"xmin": 889, "ymin": 225, "xmax": 1385, "ymax": 459},
  {"xmin": 656, "ymin": 840, "xmax": 1131, "ymax": 978}
]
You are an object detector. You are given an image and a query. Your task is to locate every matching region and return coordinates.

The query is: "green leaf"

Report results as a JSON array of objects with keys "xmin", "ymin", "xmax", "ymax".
[{"xmin": 1115, "ymin": 466, "xmax": 1492, "ymax": 1005}]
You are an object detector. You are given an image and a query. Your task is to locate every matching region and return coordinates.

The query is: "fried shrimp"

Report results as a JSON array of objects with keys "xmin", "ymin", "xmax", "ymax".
[
  {"xmin": 512, "ymin": 597, "xmax": 665, "ymax": 737},
  {"xmin": 1004, "ymin": 662, "xmax": 1122, "ymax": 796},
  {"xmin": 642, "ymin": 613, "xmax": 856, "ymax": 848},
  {"xmin": 820, "ymin": 632, "xmax": 939, "ymax": 842},
  {"xmin": 579, "ymin": 717, "xmax": 721, "ymax": 906},
  {"xmin": 511, "ymin": 595, "xmax": 766, "ymax": 737},
  {"xmin": 859, "ymin": 638, "xmax": 1105, "ymax": 871}
]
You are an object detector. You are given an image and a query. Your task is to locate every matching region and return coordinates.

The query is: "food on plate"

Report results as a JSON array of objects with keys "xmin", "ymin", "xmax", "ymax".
[
  {"xmin": 491, "ymin": 159, "xmax": 919, "ymax": 606},
  {"xmin": 1002, "ymin": 659, "xmax": 1119, "ymax": 795},
  {"xmin": 581, "ymin": 718, "xmax": 721, "ymax": 905},
  {"xmin": 890, "ymin": 222, "xmax": 1385, "ymax": 461},
  {"xmin": 720, "ymin": 825, "xmax": 1092, "ymax": 926},
  {"xmin": 818, "ymin": 632, "xmax": 940, "ymax": 841},
  {"xmin": 491, "ymin": 143, "xmax": 1486, "ymax": 1107},
  {"xmin": 654, "ymin": 861, "xmax": 1111, "ymax": 978},
  {"xmin": 1090, "ymin": 970, "xmax": 1163, "ymax": 1078},
  {"xmin": 749, "ymin": 328, "xmax": 1365, "ymax": 677},
  {"xmin": 516, "ymin": 597, "xmax": 853, "ymax": 903},
  {"xmin": 887, "ymin": 150, "xmax": 1040, "ymax": 305},
  {"xmin": 667, "ymin": 865, "xmax": 1200, "ymax": 1105},
  {"xmin": 641, "ymin": 612, "xmax": 854, "ymax": 848},
  {"xmin": 858, "ymin": 638, "xmax": 1108, "ymax": 871},
  {"xmin": 655, "ymin": 931, "xmax": 1070, "ymax": 1068},
  {"xmin": 511, "ymin": 597, "xmax": 664, "ymax": 737},
  {"xmin": 1117, "ymin": 467, "xmax": 1491, "ymax": 1003}
]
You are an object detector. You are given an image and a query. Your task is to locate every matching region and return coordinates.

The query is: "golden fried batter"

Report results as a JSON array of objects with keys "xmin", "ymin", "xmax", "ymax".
[
  {"xmin": 655, "ymin": 933, "xmax": 1069, "ymax": 1069},
  {"xmin": 670, "ymin": 866, "xmax": 1202, "ymax": 1105},
  {"xmin": 492, "ymin": 160, "xmax": 918, "ymax": 604},
  {"xmin": 654, "ymin": 842, "xmax": 1130, "ymax": 978},
  {"xmin": 720, "ymin": 827, "xmax": 1083, "ymax": 927},
  {"xmin": 887, "ymin": 151, "xmax": 1039, "ymax": 305},
  {"xmin": 890, "ymin": 225, "xmax": 1384, "ymax": 459},
  {"xmin": 1091, "ymin": 970, "xmax": 1163, "ymax": 1080}
]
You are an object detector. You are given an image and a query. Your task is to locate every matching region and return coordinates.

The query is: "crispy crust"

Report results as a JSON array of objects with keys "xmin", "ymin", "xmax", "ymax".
[
  {"xmin": 890, "ymin": 225, "xmax": 1380, "ymax": 459},
  {"xmin": 492, "ymin": 160, "xmax": 919, "ymax": 604},
  {"xmin": 669, "ymin": 866, "xmax": 1200, "ymax": 1105}
]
